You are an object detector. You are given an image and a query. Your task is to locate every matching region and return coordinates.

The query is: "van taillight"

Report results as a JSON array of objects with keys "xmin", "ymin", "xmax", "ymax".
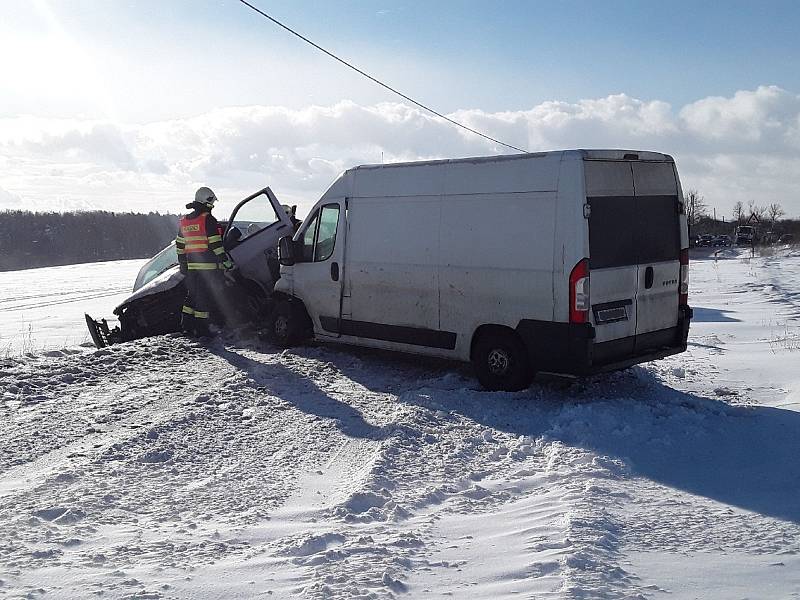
[
  {"xmin": 569, "ymin": 258, "xmax": 590, "ymax": 324},
  {"xmin": 679, "ymin": 248, "xmax": 689, "ymax": 305}
]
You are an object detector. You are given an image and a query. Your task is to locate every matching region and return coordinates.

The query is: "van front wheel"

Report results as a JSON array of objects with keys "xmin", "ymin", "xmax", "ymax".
[
  {"xmin": 472, "ymin": 331, "xmax": 532, "ymax": 391},
  {"xmin": 270, "ymin": 300, "xmax": 309, "ymax": 347}
]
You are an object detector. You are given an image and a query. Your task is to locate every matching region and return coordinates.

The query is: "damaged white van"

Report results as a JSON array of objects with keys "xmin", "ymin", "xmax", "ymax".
[{"xmin": 272, "ymin": 150, "xmax": 692, "ymax": 391}]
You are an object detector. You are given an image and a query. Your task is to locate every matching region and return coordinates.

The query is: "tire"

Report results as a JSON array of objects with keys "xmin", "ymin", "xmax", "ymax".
[
  {"xmin": 472, "ymin": 330, "xmax": 533, "ymax": 392},
  {"xmin": 270, "ymin": 300, "xmax": 310, "ymax": 347}
]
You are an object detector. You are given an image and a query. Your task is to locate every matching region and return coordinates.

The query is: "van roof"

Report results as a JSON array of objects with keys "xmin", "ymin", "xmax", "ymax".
[{"xmin": 351, "ymin": 149, "xmax": 674, "ymax": 172}]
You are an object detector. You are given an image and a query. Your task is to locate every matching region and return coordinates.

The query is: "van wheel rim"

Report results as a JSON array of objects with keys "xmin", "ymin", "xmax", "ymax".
[{"xmin": 487, "ymin": 348, "xmax": 510, "ymax": 375}]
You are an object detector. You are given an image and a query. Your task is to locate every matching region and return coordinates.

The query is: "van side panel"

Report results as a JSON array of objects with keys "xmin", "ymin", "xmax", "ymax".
[
  {"xmin": 553, "ymin": 155, "xmax": 588, "ymax": 323},
  {"xmin": 439, "ymin": 191, "xmax": 556, "ymax": 360},
  {"xmin": 443, "ymin": 153, "xmax": 560, "ymax": 195},
  {"xmin": 441, "ymin": 155, "xmax": 560, "ymax": 360},
  {"xmin": 345, "ymin": 195, "xmax": 441, "ymax": 333}
]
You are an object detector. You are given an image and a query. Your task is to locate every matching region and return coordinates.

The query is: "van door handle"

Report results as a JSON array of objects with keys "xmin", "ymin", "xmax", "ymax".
[
  {"xmin": 644, "ymin": 266, "xmax": 654, "ymax": 289},
  {"xmin": 331, "ymin": 262, "xmax": 339, "ymax": 281}
]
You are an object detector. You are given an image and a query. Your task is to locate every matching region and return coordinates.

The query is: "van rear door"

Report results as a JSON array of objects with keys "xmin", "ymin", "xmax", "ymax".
[
  {"xmin": 585, "ymin": 159, "xmax": 681, "ymax": 348},
  {"xmin": 630, "ymin": 162, "xmax": 681, "ymax": 338}
]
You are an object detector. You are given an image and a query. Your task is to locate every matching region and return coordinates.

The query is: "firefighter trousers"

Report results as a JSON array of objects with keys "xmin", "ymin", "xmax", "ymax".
[{"xmin": 181, "ymin": 269, "xmax": 224, "ymax": 336}]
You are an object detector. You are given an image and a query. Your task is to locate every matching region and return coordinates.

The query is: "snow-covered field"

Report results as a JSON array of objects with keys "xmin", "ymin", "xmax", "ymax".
[
  {"xmin": 1, "ymin": 248, "xmax": 799, "ymax": 599},
  {"xmin": 0, "ymin": 260, "xmax": 146, "ymax": 357}
]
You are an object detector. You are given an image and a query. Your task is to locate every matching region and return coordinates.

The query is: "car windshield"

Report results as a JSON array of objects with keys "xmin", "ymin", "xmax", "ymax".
[{"xmin": 133, "ymin": 242, "xmax": 178, "ymax": 291}]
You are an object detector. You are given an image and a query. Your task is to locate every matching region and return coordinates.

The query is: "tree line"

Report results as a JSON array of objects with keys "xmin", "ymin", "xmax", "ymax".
[
  {"xmin": 684, "ymin": 189, "xmax": 799, "ymax": 237},
  {"xmin": 0, "ymin": 210, "xmax": 179, "ymax": 271}
]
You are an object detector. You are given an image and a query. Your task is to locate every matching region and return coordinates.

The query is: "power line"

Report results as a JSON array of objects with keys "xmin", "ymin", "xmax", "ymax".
[{"xmin": 237, "ymin": 0, "xmax": 528, "ymax": 153}]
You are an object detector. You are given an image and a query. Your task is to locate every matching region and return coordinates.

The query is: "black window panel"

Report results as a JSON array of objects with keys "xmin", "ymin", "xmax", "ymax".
[
  {"xmin": 588, "ymin": 196, "xmax": 637, "ymax": 269},
  {"xmin": 589, "ymin": 194, "xmax": 680, "ymax": 268},
  {"xmin": 635, "ymin": 195, "xmax": 680, "ymax": 263}
]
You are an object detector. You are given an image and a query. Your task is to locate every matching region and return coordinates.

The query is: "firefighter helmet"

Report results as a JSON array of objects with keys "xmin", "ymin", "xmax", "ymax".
[{"xmin": 194, "ymin": 186, "xmax": 217, "ymax": 209}]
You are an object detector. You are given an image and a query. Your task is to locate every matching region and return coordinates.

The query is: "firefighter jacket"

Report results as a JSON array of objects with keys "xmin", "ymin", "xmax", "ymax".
[{"xmin": 175, "ymin": 210, "xmax": 233, "ymax": 274}]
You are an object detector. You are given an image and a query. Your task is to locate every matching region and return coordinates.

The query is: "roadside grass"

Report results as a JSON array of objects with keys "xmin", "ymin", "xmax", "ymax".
[
  {"xmin": 769, "ymin": 323, "xmax": 800, "ymax": 353},
  {"xmin": 1, "ymin": 322, "xmax": 92, "ymax": 359}
]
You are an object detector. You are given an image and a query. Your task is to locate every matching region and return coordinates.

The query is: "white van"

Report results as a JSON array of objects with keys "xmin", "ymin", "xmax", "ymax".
[{"xmin": 272, "ymin": 150, "xmax": 692, "ymax": 391}]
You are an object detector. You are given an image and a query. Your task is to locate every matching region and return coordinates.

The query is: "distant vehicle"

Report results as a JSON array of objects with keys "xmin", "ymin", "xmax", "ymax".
[
  {"xmin": 85, "ymin": 188, "xmax": 298, "ymax": 347},
  {"xmin": 272, "ymin": 150, "xmax": 692, "ymax": 391},
  {"xmin": 735, "ymin": 225, "xmax": 757, "ymax": 246},
  {"xmin": 713, "ymin": 234, "xmax": 732, "ymax": 247},
  {"xmin": 763, "ymin": 231, "xmax": 779, "ymax": 245},
  {"xmin": 778, "ymin": 233, "xmax": 795, "ymax": 244},
  {"xmin": 697, "ymin": 234, "xmax": 715, "ymax": 247}
]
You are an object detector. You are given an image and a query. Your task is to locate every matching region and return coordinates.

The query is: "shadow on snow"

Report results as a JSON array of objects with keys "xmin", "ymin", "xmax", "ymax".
[
  {"xmin": 691, "ymin": 306, "xmax": 741, "ymax": 322},
  {"xmin": 212, "ymin": 338, "xmax": 800, "ymax": 525}
]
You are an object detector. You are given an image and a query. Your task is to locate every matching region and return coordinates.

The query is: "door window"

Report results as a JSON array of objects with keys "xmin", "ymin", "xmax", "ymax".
[
  {"xmin": 300, "ymin": 211, "xmax": 319, "ymax": 262},
  {"xmin": 298, "ymin": 204, "xmax": 340, "ymax": 262},
  {"xmin": 314, "ymin": 205, "xmax": 340, "ymax": 262},
  {"xmin": 229, "ymin": 192, "xmax": 281, "ymax": 241}
]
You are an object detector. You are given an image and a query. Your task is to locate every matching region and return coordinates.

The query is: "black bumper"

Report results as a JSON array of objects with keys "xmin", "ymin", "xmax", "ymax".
[{"xmin": 516, "ymin": 305, "xmax": 693, "ymax": 376}]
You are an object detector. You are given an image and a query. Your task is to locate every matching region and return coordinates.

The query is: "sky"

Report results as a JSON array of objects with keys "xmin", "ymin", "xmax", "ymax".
[{"xmin": 1, "ymin": 0, "xmax": 800, "ymax": 218}]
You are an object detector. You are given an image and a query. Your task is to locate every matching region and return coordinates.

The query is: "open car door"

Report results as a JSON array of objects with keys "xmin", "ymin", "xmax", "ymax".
[{"xmin": 224, "ymin": 187, "xmax": 296, "ymax": 294}]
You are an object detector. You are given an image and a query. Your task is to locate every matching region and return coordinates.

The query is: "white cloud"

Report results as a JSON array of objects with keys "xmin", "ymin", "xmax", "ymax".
[
  {"xmin": 679, "ymin": 86, "xmax": 800, "ymax": 145},
  {"xmin": 2, "ymin": 87, "xmax": 800, "ymax": 218}
]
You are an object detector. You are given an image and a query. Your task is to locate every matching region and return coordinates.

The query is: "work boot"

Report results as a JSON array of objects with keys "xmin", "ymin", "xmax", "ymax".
[{"xmin": 180, "ymin": 314, "xmax": 194, "ymax": 335}]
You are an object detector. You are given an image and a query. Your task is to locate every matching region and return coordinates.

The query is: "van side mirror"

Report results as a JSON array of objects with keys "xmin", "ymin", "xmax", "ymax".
[{"xmin": 278, "ymin": 236, "xmax": 295, "ymax": 266}]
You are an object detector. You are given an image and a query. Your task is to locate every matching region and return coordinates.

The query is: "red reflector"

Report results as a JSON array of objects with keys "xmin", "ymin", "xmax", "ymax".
[{"xmin": 569, "ymin": 258, "xmax": 590, "ymax": 324}]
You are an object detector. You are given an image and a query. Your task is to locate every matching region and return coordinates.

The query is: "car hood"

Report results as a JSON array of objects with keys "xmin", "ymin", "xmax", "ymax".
[{"xmin": 114, "ymin": 266, "xmax": 185, "ymax": 314}]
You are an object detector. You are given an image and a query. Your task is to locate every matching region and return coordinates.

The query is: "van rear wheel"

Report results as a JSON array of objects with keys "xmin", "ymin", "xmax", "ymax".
[{"xmin": 472, "ymin": 331, "xmax": 532, "ymax": 392}]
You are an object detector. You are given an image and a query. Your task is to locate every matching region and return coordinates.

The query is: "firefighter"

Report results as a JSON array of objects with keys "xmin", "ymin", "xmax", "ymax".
[{"xmin": 175, "ymin": 187, "xmax": 233, "ymax": 337}]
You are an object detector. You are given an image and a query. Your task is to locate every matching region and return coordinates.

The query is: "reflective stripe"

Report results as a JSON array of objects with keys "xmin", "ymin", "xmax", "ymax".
[
  {"xmin": 222, "ymin": 260, "xmax": 233, "ymax": 269},
  {"xmin": 182, "ymin": 305, "xmax": 195, "ymax": 315},
  {"xmin": 176, "ymin": 248, "xmax": 185, "ymax": 255},
  {"xmin": 176, "ymin": 236, "xmax": 186, "ymax": 243},
  {"xmin": 185, "ymin": 244, "xmax": 209, "ymax": 251},
  {"xmin": 212, "ymin": 247, "xmax": 226, "ymax": 255},
  {"xmin": 184, "ymin": 235, "xmax": 209, "ymax": 242},
  {"xmin": 194, "ymin": 311, "xmax": 210, "ymax": 319},
  {"xmin": 207, "ymin": 234, "xmax": 222, "ymax": 243},
  {"xmin": 187, "ymin": 263, "xmax": 221, "ymax": 270}
]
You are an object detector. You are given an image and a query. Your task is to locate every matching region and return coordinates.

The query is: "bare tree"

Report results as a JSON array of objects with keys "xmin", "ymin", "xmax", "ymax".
[
  {"xmin": 767, "ymin": 202, "xmax": 785, "ymax": 225},
  {"xmin": 684, "ymin": 189, "xmax": 708, "ymax": 227},
  {"xmin": 751, "ymin": 204, "xmax": 768, "ymax": 221},
  {"xmin": 732, "ymin": 201, "xmax": 745, "ymax": 224}
]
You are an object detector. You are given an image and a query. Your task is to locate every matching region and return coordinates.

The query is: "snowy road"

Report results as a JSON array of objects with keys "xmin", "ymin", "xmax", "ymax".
[
  {"xmin": 0, "ymin": 260, "xmax": 146, "ymax": 356},
  {"xmin": 0, "ymin": 249, "xmax": 799, "ymax": 598}
]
